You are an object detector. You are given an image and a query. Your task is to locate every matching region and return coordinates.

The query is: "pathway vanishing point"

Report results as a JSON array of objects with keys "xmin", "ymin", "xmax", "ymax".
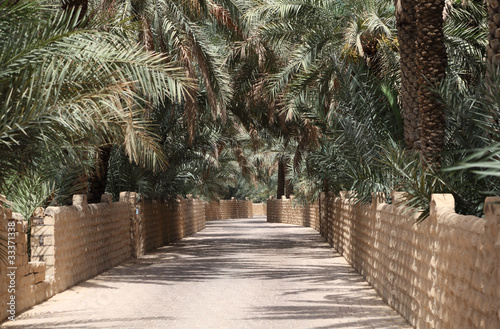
[{"xmin": 2, "ymin": 217, "xmax": 411, "ymax": 329}]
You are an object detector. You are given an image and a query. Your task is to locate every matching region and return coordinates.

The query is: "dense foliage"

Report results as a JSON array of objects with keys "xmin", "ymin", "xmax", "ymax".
[
  {"xmin": 246, "ymin": 0, "xmax": 499, "ymax": 218},
  {"xmin": 1, "ymin": 0, "xmax": 499, "ymax": 227}
]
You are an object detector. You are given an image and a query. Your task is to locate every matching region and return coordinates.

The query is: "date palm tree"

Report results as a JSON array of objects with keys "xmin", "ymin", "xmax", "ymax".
[
  {"xmin": 245, "ymin": 0, "xmax": 397, "ymax": 195},
  {"xmin": 487, "ymin": 0, "xmax": 500, "ymax": 69},
  {"xmin": 415, "ymin": 0, "xmax": 448, "ymax": 167},
  {"xmin": 0, "ymin": 0, "xmax": 189, "ymax": 197},
  {"xmin": 397, "ymin": 0, "xmax": 486, "ymax": 167},
  {"xmin": 54, "ymin": 0, "xmax": 238, "ymax": 202},
  {"xmin": 395, "ymin": 0, "xmax": 420, "ymax": 150}
]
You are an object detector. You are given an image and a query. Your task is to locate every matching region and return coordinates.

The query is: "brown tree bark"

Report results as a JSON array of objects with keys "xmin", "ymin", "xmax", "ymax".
[
  {"xmin": 416, "ymin": 0, "xmax": 447, "ymax": 168},
  {"xmin": 139, "ymin": 16, "xmax": 155, "ymax": 52},
  {"xmin": 487, "ymin": 1, "xmax": 500, "ymax": 70},
  {"xmin": 486, "ymin": 1, "xmax": 500, "ymax": 142},
  {"xmin": 277, "ymin": 157, "xmax": 285, "ymax": 199},
  {"xmin": 285, "ymin": 175, "xmax": 294, "ymax": 198},
  {"xmin": 277, "ymin": 155, "xmax": 294, "ymax": 198},
  {"xmin": 395, "ymin": 0, "xmax": 421, "ymax": 150},
  {"xmin": 87, "ymin": 145, "xmax": 113, "ymax": 203},
  {"xmin": 284, "ymin": 156, "xmax": 294, "ymax": 198}
]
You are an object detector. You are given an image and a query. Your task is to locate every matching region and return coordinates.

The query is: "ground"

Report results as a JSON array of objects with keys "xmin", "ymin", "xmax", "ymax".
[{"xmin": 2, "ymin": 217, "xmax": 411, "ymax": 328}]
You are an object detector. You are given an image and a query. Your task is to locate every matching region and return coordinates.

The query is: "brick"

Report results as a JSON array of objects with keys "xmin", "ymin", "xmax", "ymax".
[
  {"xmin": 29, "ymin": 262, "xmax": 46, "ymax": 274},
  {"xmin": 14, "ymin": 220, "xmax": 26, "ymax": 233},
  {"xmin": 33, "ymin": 272, "xmax": 45, "ymax": 284},
  {"xmin": 14, "ymin": 231, "xmax": 27, "ymax": 244}
]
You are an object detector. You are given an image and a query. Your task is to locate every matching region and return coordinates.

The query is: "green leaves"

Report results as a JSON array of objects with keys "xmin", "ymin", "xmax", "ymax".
[
  {"xmin": 0, "ymin": 0, "xmax": 191, "ymax": 190},
  {"xmin": 451, "ymin": 145, "xmax": 500, "ymax": 178},
  {"xmin": 444, "ymin": 0, "xmax": 487, "ymax": 89},
  {"xmin": 4, "ymin": 172, "xmax": 55, "ymax": 223},
  {"xmin": 295, "ymin": 54, "xmax": 496, "ymax": 221},
  {"xmin": 442, "ymin": 65, "xmax": 500, "ymax": 197}
]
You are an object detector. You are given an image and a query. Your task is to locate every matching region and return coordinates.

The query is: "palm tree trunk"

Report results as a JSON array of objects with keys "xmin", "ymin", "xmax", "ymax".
[
  {"xmin": 277, "ymin": 156, "xmax": 285, "ymax": 198},
  {"xmin": 62, "ymin": 0, "xmax": 90, "ymax": 198},
  {"xmin": 87, "ymin": 2, "xmax": 156, "ymax": 203},
  {"xmin": 87, "ymin": 145, "xmax": 113, "ymax": 203},
  {"xmin": 416, "ymin": 0, "xmax": 447, "ymax": 168},
  {"xmin": 285, "ymin": 166, "xmax": 294, "ymax": 198},
  {"xmin": 487, "ymin": 1, "xmax": 500, "ymax": 69},
  {"xmin": 139, "ymin": 15, "xmax": 155, "ymax": 52},
  {"xmin": 395, "ymin": 0, "xmax": 421, "ymax": 150},
  {"xmin": 81, "ymin": 0, "xmax": 117, "ymax": 203}
]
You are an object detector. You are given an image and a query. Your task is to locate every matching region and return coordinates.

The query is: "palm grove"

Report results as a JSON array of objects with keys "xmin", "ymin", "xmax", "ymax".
[{"xmin": 1, "ymin": 0, "xmax": 499, "ymax": 234}]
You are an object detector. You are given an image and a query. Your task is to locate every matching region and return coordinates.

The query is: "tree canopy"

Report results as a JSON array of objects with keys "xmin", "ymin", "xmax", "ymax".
[{"xmin": 0, "ymin": 0, "xmax": 499, "ymax": 224}]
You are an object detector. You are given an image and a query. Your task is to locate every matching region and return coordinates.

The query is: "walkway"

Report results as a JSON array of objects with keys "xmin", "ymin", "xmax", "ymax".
[{"xmin": 3, "ymin": 217, "xmax": 411, "ymax": 329}]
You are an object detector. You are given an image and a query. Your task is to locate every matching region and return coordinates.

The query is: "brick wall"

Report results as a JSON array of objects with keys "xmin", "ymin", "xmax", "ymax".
[
  {"xmin": 1, "ymin": 192, "xmax": 207, "ymax": 323},
  {"xmin": 325, "ymin": 192, "xmax": 500, "ymax": 329},
  {"xmin": 267, "ymin": 192, "xmax": 500, "ymax": 329},
  {"xmin": 0, "ymin": 208, "xmax": 49, "ymax": 322},
  {"xmin": 42, "ymin": 195, "xmax": 132, "ymax": 294},
  {"xmin": 0, "ymin": 207, "xmax": 11, "ymax": 322},
  {"xmin": 252, "ymin": 203, "xmax": 266, "ymax": 216},
  {"xmin": 205, "ymin": 198, "xmax": 253, "ymax": 221},
  {"xmin": 0, "ymin": 205, "xmax": 11, "ymax": 321},
  {"xmin": 139, "ymin": 195, "xmax": 206, "ymax": 254},
  {"xmin": 267, "ymin": 196, "xmax": 319, "ymax": 231}
]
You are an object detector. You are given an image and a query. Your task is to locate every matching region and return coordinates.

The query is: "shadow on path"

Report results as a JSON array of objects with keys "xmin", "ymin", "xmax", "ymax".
[{"xmin": 2, "ymin": 216, "xmax": 411, "ymax": 329}]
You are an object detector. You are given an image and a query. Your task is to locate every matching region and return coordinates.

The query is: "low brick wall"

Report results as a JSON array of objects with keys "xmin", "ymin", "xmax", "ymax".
[
  {"xmin": 252, "ymin": 203, "xmax": 266, "ymax": 216},
  {"xmin": 205, "ymin": 198, "xmax": 253, "ymax": 221},
  {"xmin": 267, "ymin": 197, "xmax": 319, "ymax": 231},
  {"xmin": 36, "ymin": 195, "xmax": 132, "ymax": 294},
  {"xmin": 0, "ymin": 208, "xmax": 49, "ymax": 322},
  {"xmin": 267, "ymin": 192, "xmax": 500, "ymax": 329},
  {"xmin": 140, "ymin": 195, "xmax": 206, "ymax": 254},
  {"xmin": 324, "ymin": 192, "xmax": 500, "ymax": 329},
  {"xmin": 0, "ymin": 206, "xmax": 10, "ymax": 322},
  {"xmin": 1, "ymin": 192, "xmax": 207, "ymax": 323}
]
